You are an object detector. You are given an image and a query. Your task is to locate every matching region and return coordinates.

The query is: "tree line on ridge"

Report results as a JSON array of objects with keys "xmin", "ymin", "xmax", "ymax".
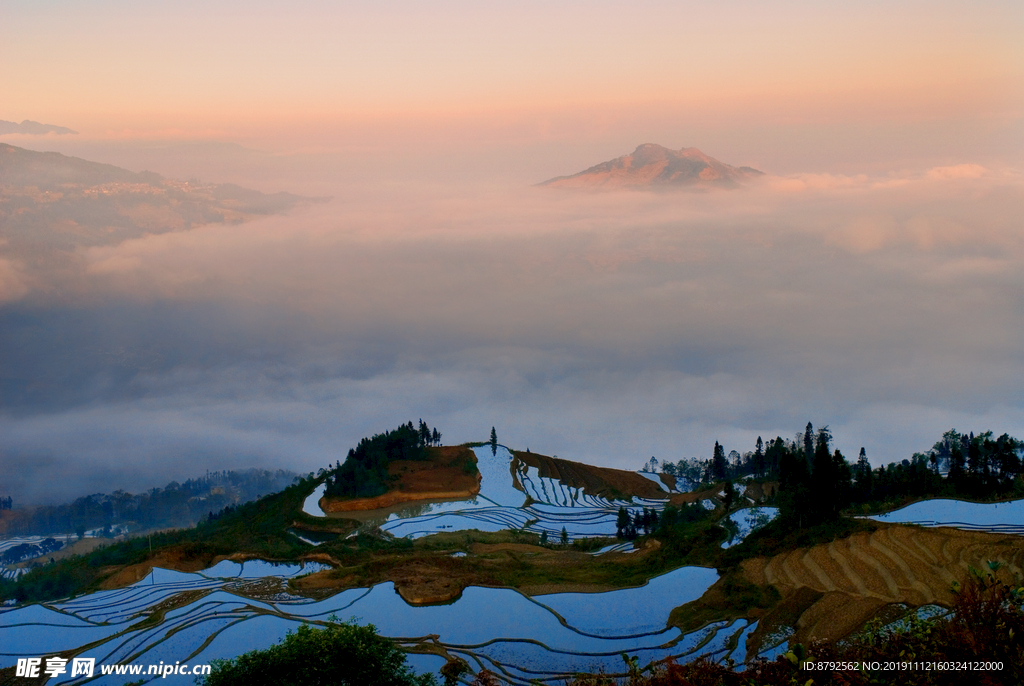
[{"xmin": 643, "ymin": 423, "xmax": 1022, "ymax": 528}]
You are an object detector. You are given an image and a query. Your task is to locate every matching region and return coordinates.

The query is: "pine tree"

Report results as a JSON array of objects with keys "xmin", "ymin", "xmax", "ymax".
[
  {"xmin": 995, "ymin": 434, "xmax": 1020, "ymax": 482},
  {"xmin": 490, "ymin": 427, "xmax": 498, "ymax": 455},
  {"xmin": 616, "ymin": 507, "xmax": 630, "ymax": 538},
  {"xmin": 967, "ymin": 435, "xmax": 982, "ymax": 481},
  {"xmin": 560, "ymin": 526, "xmax": 568, "ymax": 546},
  {"xmin": 712, "ymin": 442, "xmax": 727, "ymax": 481},
  {"xmin": 803, "ymin": 421, "xmax": 815, "ymax": 466},
  {"xmin": 855, "ymin": 447, "xmax": 872, "ymax": 499},
  {"xmin": 832, "ymin": 448, "xmax": 852, "ymax": 512},
  {"xmin": 949, "ymin": 443, "xmax": 965, "ymax": 485},
  {"xmin": 765, "ymin": 437, "xmax": 786, "ymax": 478},
  {"xmin": 810, "ymin": 428, "xmax": 835, "ymax": 522},
  {"xmin": 778, "ymin": 441, "xmax": 811, "ymax": 528}
]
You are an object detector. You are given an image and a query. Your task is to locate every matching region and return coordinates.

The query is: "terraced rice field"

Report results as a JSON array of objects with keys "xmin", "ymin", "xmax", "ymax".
[
  {"xmin": 8, "ymin": 456, "xmax": 1024, "ymax": 684},
  {"xmin": 308, "ymin": 447, "xmax": 677, "ymax": 544},
  {"xmin": 0, "ymin": 452, "xmax": 779, "ymax": 684},
  {"xmin": 0, "ymin": 562, "xmax": 754, "ymax": 685},
  {"xmin": 867, "ymin": 497, "xmax": 1024, "ymax": 534},
  {"xmin": 740, "ymin": 523, "xmax": 1024, "ymax": 646},
  {"xmin": 1, "ymin": 535, "xmax": 95, "ymax": 581}
]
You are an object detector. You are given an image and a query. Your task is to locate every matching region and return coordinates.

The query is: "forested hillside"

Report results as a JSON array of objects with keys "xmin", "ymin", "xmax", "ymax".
[
  {"xmin": 0, "ymin": 468, "xmax": 298, "ymax": 537},
  {"xmin": 646, "ymin": 424, "xmax": 1023, "ymax": 529},
  {"xmin": 323, "ymin": 420, "xmax": 442, "ymax": 498}
]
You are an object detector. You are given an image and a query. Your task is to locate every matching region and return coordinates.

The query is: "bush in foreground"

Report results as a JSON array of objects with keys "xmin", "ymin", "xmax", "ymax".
[{"xmin": 200, "ymin": 620, "xmax": 436, "ymax": 686}]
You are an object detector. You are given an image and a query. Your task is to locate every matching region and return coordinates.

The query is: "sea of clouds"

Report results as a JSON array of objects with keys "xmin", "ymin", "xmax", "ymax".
[{"xmin": 1, "ymin": 143, "xmax": 1021, "ymax": 504}]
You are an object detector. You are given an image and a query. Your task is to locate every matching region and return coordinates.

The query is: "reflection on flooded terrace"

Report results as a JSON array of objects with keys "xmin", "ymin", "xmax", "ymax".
[
  {"xmin": 3, "ymin": 563, "xmax": 740, "ymax": 685},
  {"xmin": 867, "ymin": 497, "xmax": 1024, "ymax": 534}
]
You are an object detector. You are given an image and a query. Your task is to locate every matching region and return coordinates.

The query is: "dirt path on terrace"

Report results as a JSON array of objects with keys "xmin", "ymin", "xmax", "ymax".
[{"xmin": 739, "ymin": 524, "xmax": 1024, "ymax": 646}]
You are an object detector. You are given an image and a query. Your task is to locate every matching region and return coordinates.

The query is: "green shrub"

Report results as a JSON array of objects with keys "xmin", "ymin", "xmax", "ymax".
[{"xmin": 201, "ymin": 620, "xmax": 436, "ymax": 686}]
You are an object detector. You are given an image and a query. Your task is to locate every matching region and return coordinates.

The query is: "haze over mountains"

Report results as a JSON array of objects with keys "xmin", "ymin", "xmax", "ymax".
[
  {"xmin": 0, "ymin": 120, "xmax": 77, "ymax": 136},
  {"xmin": 0, "ymin": 142, "xmax": 321, "ymax": 263},
  {"xmin": 541, "ymin": 144, "xmax": 764, "ymax": 190}
]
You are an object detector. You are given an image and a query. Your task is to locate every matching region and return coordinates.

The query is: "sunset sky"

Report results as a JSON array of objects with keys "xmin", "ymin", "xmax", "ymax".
[
  {"xmin": 4, "ymin": 1, "xmax": 1021, "ymax": 169},
  {"xmin": 1, "ymin": 1, "xmax": 1023, "ymax": 502}
]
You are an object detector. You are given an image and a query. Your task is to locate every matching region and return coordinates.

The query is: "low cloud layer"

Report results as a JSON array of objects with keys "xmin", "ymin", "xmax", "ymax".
[{"xmin": 2, "ymin": 165, "xmax": 1022, "ymax": 504}]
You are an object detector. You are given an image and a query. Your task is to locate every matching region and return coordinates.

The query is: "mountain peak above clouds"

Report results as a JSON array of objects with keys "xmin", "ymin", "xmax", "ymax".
[{"xmin": 540, "ymin": 144, "xmax": 763, "ymax": 190}]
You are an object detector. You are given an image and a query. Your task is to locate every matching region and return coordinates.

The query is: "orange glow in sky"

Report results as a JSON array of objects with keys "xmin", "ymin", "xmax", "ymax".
[{"xmin": 1, "ymin": 1, "xmax": 1020, "ymax": 155}]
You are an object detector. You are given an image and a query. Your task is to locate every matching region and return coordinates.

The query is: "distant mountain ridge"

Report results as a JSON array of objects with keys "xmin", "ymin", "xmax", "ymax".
[
  {"xmin": 0, "ymin": 119, "xmax": 77, "ymax": 136},
  {"xmin": 0, "ymin": 143, "xmax": 143, "ymax": 188},
  {"xmin": 541, "ymin": 144, "xmax": 763, "ymax": 190},
  {"xmin": 0, "ymin": 143, "xmax": 326, "ymax": 271}
]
